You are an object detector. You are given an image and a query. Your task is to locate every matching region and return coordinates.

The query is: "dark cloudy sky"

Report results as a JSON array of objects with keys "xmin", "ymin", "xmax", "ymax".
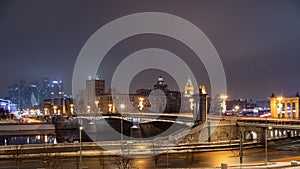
[{"xmin": 1, "ymin": 0, "xmax": 300, "ymax": 100}]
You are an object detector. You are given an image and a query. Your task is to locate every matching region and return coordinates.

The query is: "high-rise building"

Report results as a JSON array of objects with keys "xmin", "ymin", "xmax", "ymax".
[
  {"xmin": 50, "ymin": 80, "xmax": 64, "ymax": 99},
  {"xmin": 7, "ymin": 76, "xmax": 67, "ymax": 109},
  {"xmin": 86, "ymin": 77, "xmax": 105, "ymax": 107},
  {"xmin": 19, "ymin": 80, "xmax": 28, "ymax": 109},
  {"xmin": 40, "ymin": 75, "xmax": 50, "ymax": 102},
  {"xmin": 137, "ymin": 76, "xmax": 181, "ymax": 113},
  {"xmin": 19, "ymin": 81, "xmax": 40, "ymax": 108},
  {"xmin": 29, "ymin": 81, "xmax": 40, "ymax": 106},
  {"xmin": 8, "ymin": 84, "xmax": 19, "ymax": 106}
]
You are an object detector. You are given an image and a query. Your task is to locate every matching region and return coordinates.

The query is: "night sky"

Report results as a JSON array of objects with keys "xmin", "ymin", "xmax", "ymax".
[{"xmin": 1, "ymin": 0, "xmax": 300, "ymax": 100}]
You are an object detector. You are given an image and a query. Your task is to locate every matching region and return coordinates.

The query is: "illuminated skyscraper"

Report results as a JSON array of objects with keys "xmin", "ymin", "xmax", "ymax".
[
  {"xmin": 19, "ymin": 80, "xmax": 28, "ymax": 109},
  {"xmin": 29, "ymin": 81, "xmax": 40, "ymax": 106},
  {"xmin": 8, "ymin": 84, "xmax": 19, "ymax": 106},
  {"xmin": 50, "ymin": 80, "xmax": 64, "ymax": 99},
  {"xmin": 86, "ymin": 76, "xmax": 105, "ymax": 107},
  {"xmin": 40, "ymin": 75, "xmax": 50, "ymax": 101}
]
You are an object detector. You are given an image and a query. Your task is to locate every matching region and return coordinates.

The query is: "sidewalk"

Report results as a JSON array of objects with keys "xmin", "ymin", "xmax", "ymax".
[
  {"xmin": 222, "ymin": 161, "xmax": 299, "ymax": 169},
  {"xmin": 171, "ymin": 162, "xmax": 300, "ymax": 169}
]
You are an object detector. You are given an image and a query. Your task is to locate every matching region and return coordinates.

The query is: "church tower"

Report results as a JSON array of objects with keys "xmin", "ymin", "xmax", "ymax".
[
  {"xmin": 184, "ymin": 78, "xmax": 194, "ymax": 97},
  {"xmin": 154, "ymin": 76, "xmax": 168, "ymax": 91}
]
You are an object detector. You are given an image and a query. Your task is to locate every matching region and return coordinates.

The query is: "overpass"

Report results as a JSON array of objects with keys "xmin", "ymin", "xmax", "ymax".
[
  {"xmin": 180, "ymin": 116, "xmax": 300, "ymax": 145},
  {"xmin": 77, "ymin": 113, "xmax": 300, "ymax": 145},
  {"xmin": 77, "ymin": 112, "xmax": 195, "ymax": 127}
]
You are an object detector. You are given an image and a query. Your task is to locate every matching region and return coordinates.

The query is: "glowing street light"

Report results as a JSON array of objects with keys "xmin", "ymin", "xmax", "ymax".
[
  {"xmin": 234, "ymin": 105, "xmax": 240, "ymax": 111},
  {"xmin": 265, "ymin": 126, "xmax": 272, "ymax": 166},
  {"xmin": 79, "ymin": 126, "xmax": 83, "ymax": 169}
]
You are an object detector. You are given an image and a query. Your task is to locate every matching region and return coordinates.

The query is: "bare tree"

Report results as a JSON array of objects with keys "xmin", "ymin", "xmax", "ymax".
[
  {"xmin": 10, "ymin": 145, "xmax": 24, "ymax": 169},
  {"xmin": 114, "ymin": 144, "xmax": 136, "ymax": 169},
  {"xmin": 184, "ymin": 150, "xmax": 198, "ymax": 169},
  {"xmin": 113, "ymin": 155, "xmax": 135, "ymax": 169},
  {"xmin": 41, "ymin": 145, "xmax": 63, "ymax": 169},
  {"xmin": 98, "ymin": 151, "xmax": 105, "ymax": 169},
  {"xmin": 151, "ymin": 141, "xmax": 162, "ymax": 168}
]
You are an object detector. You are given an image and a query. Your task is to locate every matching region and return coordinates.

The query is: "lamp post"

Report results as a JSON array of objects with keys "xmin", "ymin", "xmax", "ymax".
[
  {"xmin": 234, "ymin": 105, "xmax": 240, "ymax": 111},
  {"xmin": 120, "ymin": 104, "xmax": 125, "ymax": 143},
  {"xmin": 265, "ymin": 126, "xmax": 272, "ymax": 166},
  {"xmin": 79, "ymin": 126, "xmax": 83, "ymax": 169}
]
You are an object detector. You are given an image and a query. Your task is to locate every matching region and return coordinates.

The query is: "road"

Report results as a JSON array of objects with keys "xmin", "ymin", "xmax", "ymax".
[{"xmin": 0, "ymin": 140, "xmax": 299, "ymax": 169}]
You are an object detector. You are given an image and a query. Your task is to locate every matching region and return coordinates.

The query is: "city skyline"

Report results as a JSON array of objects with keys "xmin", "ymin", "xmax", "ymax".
[
  {"xmin": 1, "ymin": 2, "xmax": 300, "ymax": 169},
  {"xmin": 1, "ymin": 1, "xmax": 300, "ymax": 100}
]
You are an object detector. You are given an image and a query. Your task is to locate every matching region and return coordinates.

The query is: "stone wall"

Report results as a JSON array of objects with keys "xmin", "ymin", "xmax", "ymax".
[{"xmin": 181, "ymin": 120, "xmax": 300, "ymax": 144}]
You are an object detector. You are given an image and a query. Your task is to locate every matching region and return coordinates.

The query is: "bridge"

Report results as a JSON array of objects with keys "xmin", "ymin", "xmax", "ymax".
[
  {"xmin": 77, "ymin": 112, "xmax": 194, "ymax": 126},
  {"xmin": 180, "ymin": 116, "xmax": 300, "ymax": 145},
  {"xmin": 76, "ymin": 112, "xmax": 300, "ymax": 147}
]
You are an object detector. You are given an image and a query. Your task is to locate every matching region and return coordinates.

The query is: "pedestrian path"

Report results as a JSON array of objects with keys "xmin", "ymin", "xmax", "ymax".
[
  {"xmin": 171, "ymin": 161, "xmax": 300, "ymax": 169},
  {"xmin": 229, "ymin": 162, "xmax": 300, "ymax": 169}
]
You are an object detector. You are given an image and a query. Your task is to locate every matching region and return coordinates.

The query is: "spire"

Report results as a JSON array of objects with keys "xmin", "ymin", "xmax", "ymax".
[
  {"xmin": 158, "ymin": 76, "xmax": 164, "ymax": 82},
  {"xmin": 184, "ymin": 77, "xmax": 194, "ymax": 97},
  {"xmin": 270, "ymin": 93, "xmax": 275, "ymax": 98}
]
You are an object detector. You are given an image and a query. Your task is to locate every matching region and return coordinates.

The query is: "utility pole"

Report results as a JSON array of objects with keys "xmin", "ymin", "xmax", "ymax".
[{"xmin": 239, "ymin": 132, "xmax": 243, "ymax": 169}]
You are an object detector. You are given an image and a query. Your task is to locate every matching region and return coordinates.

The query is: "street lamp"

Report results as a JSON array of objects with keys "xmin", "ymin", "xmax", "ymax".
[
  {"xmin": 79, "ymin": 126, "xmax": 83, "ymax": 169},
  {"xmin": 265, "ymin": 126, "xmax": 272, "ymax": 166},
  {"xmin": 234, "ymin": 105, "xmax": 240, "ymax": 111},
  {"xmin": 119, "ymin": 104, "xmax": 125, "ymax": 145}
]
